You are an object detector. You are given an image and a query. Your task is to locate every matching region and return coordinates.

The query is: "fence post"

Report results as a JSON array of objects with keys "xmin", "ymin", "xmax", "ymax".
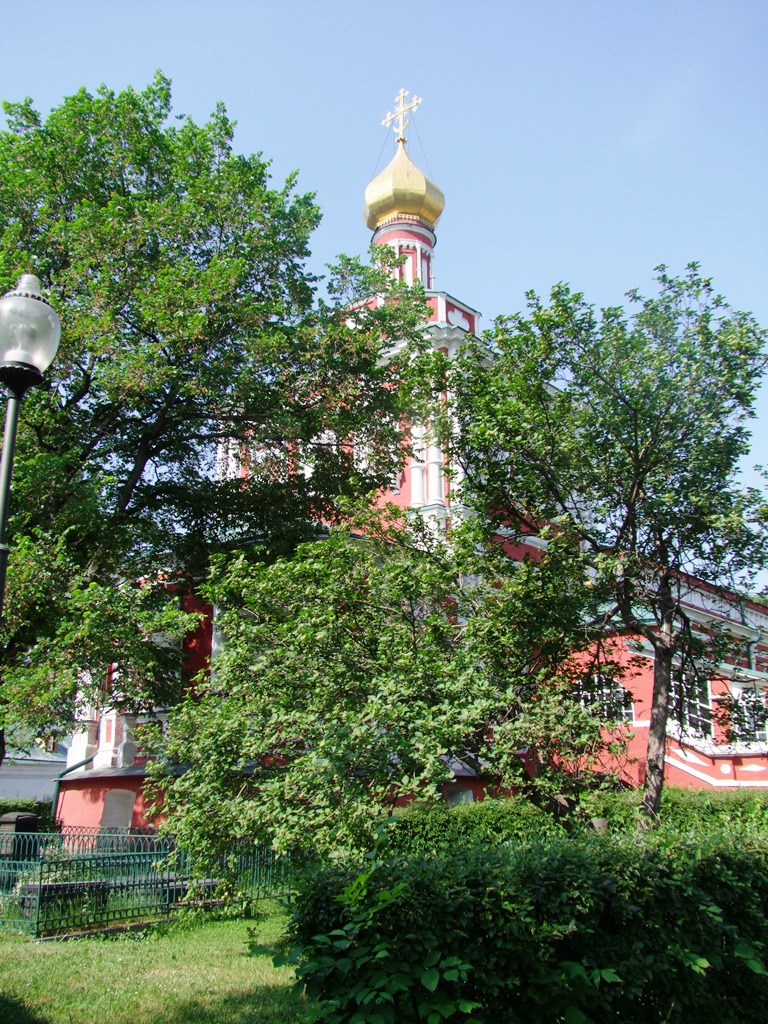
[{"xmin": 33, "ymin": 848, "xmax": 44, "ymax": 939}]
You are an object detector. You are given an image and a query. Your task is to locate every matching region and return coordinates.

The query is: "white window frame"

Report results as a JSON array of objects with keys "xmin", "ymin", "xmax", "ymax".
[
  {"xmin": 730, "ymin": 685, "xmax": 768, "ymax": 744},
  {"xmin": 670, "ymin": 671, "xmax": 713, "ymax": 738},
  {"xmin": 580, "ymin": 675, "xmax": 634, "ymax": 724}
]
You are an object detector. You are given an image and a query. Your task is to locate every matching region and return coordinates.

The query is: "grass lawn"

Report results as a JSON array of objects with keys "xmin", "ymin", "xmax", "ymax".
[{"xmin": 0, "ymin": 901, "xmax": 303, "ymax": 1024}]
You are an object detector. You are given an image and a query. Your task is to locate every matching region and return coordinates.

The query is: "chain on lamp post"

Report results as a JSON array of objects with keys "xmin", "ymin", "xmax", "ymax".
[{"xmin": 0, "ymin": 274, "xmax": 61, "ymax": 617}]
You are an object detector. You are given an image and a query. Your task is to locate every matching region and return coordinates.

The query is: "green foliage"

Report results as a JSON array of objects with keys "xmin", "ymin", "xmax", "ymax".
[
  {"xmin": 154, "ymin": 510, "xmax": 627, "ymax": 860},
  {"xmin": 281, "ymin": 854, "xmax": 481, "ymax": 1024},
  {"xmin": 447, "ymin": 266, "xmax": 767, "ymax": 586},
  {"xmin": 580, "ymin": 787, "xmax": 768, "ymax": 838},
  {"xmin": 384, "ymin": 789, "xmax": 768, "ymax": 862},
  {"xmin": 286, "ymin": 831, "xmax": 768, "ymax": 1023},
  {"xmin": 3, "ymin": 566, "xmax": 197, "ymax": 740},
  {"xmin": 0, "ymin": 74, "xmax": 428, "ymax": 751},
  {"xmin": 440, "ymin": 265, "xmax": 768, "ymax": 815},
  {"xmin": 386, "ymin": 798, "xmax": 564, "ymax": 857},
  {"xmin": 0, "ymin": 797, "xmax": 54, "ymax": 829}
]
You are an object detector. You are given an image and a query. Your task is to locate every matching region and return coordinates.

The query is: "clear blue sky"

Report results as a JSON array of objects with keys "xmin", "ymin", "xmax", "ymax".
[{"xmin": 1, "ymin": 0, "xmax": 766, "ymax": 470}]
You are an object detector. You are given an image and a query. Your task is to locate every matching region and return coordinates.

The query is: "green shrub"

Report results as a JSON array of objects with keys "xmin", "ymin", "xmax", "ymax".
[
  {"xmin": 0, "ymin": 797, "xmax": 55, "ymax": 830},
  {"xmin": 286, "ymin": 832, "xmax": 768, "ymax": 1024},
  {"xmin": 657, "ymin": 787, "xmax": 768, "ymax": 834},
  {"xmin": 387, "ymin": 787, "xmax": 768, "ymax": 860},
  {"xmin": 387, "ymin": 797, "xmax": 564, "ymax": 857},
  {"xmin": 578, "ymin": 787, "xmax": 768, "ymax": 837}
]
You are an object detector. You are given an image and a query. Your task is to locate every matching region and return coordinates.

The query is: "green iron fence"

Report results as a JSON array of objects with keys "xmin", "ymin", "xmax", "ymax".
[{"xmin": 0, "ymin": 828, "xmax": 290, "ymax": 937}]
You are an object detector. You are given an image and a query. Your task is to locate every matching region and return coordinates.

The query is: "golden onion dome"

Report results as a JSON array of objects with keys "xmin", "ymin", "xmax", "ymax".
[{"xmin": 363, "ymin": 140, "xmax": 445, "ymax": 232}]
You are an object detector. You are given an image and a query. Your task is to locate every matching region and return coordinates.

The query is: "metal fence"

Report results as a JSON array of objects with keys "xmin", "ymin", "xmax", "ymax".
[{"xmin": 0, "ymin": 829, "xmax": 290, "ymax": 937}]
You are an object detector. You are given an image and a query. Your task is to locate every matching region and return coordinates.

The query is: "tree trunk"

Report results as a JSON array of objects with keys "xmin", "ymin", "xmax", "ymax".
[
  {"xmin": 640, "ymin": 571, "xmax": 677, "ymax": 823},
  {"xmin": 641, "ymin": 643, "xmax": 673, "ymax": 819}
]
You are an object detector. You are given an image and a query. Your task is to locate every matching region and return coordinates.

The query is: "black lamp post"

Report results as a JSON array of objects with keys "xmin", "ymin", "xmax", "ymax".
[{"xmin": 0, "ymin": 274, "xmax": 61, "ymax": 616}]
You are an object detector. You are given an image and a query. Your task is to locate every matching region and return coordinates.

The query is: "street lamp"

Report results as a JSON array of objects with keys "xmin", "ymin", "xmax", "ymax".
[{"xmin": 0, "ymin": 274, "xmax": 61, "ymax": 615}]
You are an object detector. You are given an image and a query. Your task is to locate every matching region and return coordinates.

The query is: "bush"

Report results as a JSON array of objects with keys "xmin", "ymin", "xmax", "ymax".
[
  {"xmin": 0, "ymin": 797, "xmax": 55, "ymax": 830},
  {"xmin": 386, "ymin": 788, "xmax": 768, "ymax": 862},
  {"xmin": 386, "ymin": 797, "xmax": 564, "ymax": 857},
  {"xmin": 578, "ymin": 787, "xmax": 768, "ymax": 837},
  {"xmin": 286, "ymin": 832, "xmax": 768, "ymax": 1024}
]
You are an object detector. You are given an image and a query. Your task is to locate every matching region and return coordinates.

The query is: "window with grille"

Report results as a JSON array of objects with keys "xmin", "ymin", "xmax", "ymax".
[
  {"xmin": 670, "ymin": 671, "xmax": 713, "ymax": 738},
  {"xmin": 731, "ymin": 686, "xmax": 768, "ymax": 743},
  {"xmin": 579, "ymin": 676, "xmax": 634, "ymax": 723}
]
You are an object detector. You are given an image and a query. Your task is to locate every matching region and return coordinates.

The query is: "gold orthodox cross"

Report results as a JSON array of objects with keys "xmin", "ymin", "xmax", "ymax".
[{"xmin": 381, "ymin": 88, "xmax": 423, "ymax": 142}]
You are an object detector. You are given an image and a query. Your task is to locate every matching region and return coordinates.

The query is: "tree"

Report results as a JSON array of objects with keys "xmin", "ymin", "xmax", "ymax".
[
  {"xmin": 442, "ymin": 265, "xmax": 768, "ymax": 818},
  {"xmin": 152, "ymin": 508, "xmax": 627, "ymax": 858},
  {"xmin": 0, "ymin": 74, "xmax": 428, "ymax": 763}
]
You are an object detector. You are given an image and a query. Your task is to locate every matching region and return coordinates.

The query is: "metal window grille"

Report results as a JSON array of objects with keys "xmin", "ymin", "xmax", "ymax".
[
  {"xmin": 579, "ymin": 675, "xmax": 634, "ymax": 723},
  {"xmin": 731, "ymin": 687, "xmax": 768, "ymax": 743},
  {"xmin": 670, "ymin": 671, "xmax": 713, "ymax": 738}
]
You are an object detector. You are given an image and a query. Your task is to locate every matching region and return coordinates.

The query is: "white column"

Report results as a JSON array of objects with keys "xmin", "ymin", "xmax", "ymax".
[
  {"xmin": 410, "ymin": 425, "xmax": 426, "ymax": 506},
  {"xmin": 427, "ymin": 442, "xmax": 444, "ymax": 504}
]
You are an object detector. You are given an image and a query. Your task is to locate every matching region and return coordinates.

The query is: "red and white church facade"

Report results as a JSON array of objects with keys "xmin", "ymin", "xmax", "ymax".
[{"xmin": 55, "ymin": 93, "xmax": 768, "ymax": 828}]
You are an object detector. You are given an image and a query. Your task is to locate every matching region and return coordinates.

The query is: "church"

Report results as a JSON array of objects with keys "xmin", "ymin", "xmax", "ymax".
[{"xmin": 55, "ymin": 92, "xmax": 768, "ymax": 829}]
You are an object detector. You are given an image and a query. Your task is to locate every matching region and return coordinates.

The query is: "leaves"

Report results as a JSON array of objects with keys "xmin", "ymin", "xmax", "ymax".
[
  {"xmin": 440, "ymin": 265, "xmax": 768, "ymax": 815},
  {"xmin": 154, "ymin": 506, "xmax": 629, "ymax": 859},
  {"xmin": 0, "ymin": 75, "xmax": 429, "ymax": 751},
  {"xmin": 287, "ymin": 831, "xmax": 768, "ymax": 1023},
  {"xmin": 420, "ymin": 967, "xmax": 440, "ymax": 992},
  {"xmin": 448, "ymin": 267, "xmax": 767, "ymax": 590}
]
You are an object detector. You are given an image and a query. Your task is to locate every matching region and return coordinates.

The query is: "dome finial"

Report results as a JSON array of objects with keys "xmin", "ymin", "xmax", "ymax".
[
  {"xmin": 381, "ymin": 88, "xmax": 422, "ymax": 144},
  {"xmin": 364, "ymin": 91, "xmax": 444, "ymax": 232}
]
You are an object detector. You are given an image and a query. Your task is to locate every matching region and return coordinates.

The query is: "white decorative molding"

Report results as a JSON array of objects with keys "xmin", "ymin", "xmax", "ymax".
[
  {"xmin": 665, "ymin": 755, "xmax": 768, "ymax": 787},
  {"xmin": 447, "ymin": 307, "xmax": 471, "ymax": 330},
  {"xmin": 675, "ymin": 748, "xmax": 709, "ymax": 765}
]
